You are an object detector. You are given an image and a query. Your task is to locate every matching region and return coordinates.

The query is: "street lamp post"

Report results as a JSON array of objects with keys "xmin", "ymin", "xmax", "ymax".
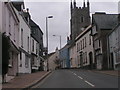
[
  {"xmin": 53, "ymin": 35, "xmax": 61, "ymax": 50},
  {"xmin": 46, "ymin": 16, "xmax": 53, "ymax": 71}
]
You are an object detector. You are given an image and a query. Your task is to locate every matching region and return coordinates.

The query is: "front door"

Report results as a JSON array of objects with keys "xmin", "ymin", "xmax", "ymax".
[
  {"xmin": 110, "ymin": 53, "xmax": 114, "ymax": 69},
  {"xmin": 89, "ymin": 52, "xmax": 93, "ymax": 69}
]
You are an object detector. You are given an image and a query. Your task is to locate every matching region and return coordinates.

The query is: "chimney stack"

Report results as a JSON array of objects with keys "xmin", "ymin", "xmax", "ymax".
[{"xmin": 26, "ymin": 8, "xmax": 29, "ymax": 12}]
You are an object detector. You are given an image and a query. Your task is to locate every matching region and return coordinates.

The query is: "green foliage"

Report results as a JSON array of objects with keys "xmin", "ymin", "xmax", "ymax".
[
  {"xmin": 2, "ymin": 33, "xmax": 10, "ymax": 76},
  {"xmin": 54, "ymin": 59, "xmax": 60, "ymax": 65}
]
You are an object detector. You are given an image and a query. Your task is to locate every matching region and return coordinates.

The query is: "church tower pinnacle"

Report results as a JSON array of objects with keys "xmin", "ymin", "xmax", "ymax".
[
  {"xmin": 83, "ymin": 0, "xmax": 85, "ymax": 7},
  {"xmin": 87, "ymin": 0, "xmax": 90, "ymax": 8},
  {"xmin": 71, "ymin": 0, "xmax": 73, "ymax": 15},
  {"xmin": 73, "ymin": 0, "xmax": 76, "ymax": 8},
  {"xmin": 71, "ymin": 0, "xmax": 73, "ymax": 9}
]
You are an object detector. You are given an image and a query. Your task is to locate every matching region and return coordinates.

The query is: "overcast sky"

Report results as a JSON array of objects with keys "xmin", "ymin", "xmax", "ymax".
[{"xmin": 24, "ymin": 0, "xmax": 119, "ymax": 53}]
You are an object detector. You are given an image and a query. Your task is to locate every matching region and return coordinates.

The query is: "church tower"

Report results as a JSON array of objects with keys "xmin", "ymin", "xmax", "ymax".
[{"xmin": 70, "ymin": 0, "xmax": 91, "ymax": 41}]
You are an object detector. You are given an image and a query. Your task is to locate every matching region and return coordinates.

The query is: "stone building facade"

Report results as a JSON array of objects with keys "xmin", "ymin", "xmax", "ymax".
[{"xmin": 92, "ymin": 13, "xmax": 118, "ymax": 70}]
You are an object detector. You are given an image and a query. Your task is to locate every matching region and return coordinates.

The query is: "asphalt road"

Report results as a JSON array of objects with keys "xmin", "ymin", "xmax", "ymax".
[{"xmin": 32, "ymin": 69, "xmax": 119, "ymax": 88}]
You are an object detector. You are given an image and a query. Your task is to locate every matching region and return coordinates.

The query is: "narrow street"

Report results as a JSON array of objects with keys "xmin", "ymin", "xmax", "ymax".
[
  {"xmin": 1, "ymin": 1, "xmax": 120, "ymax": 89},
  {"xmin": 31, "ymin": 69, "xmax": 118, "ymax": 88}
]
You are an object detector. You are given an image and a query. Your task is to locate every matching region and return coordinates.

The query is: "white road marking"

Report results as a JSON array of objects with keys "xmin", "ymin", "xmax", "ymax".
[
  {"xmin": 74, "ymin": 73, "xmax": 77, "ymax": 76},
  {"xmin": 71, "ymin": 72, "xmax": 83, "ymax": 79},
  {"xmin": 78, "ymin": 76, "xmax": 83, "ymax": 79},
  {"xmin": 84, "ymin": 80, "xmax": 95, "ymax": 87},
  {"xmin": 70, "ymin": 71, "xmax": 95, "ymax": 87}
]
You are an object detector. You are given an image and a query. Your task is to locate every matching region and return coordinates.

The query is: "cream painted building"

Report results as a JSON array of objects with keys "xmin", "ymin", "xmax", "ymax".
[
  {"xmin": 69, "ymin": 44, "xmax": 78, "ymax": 68},
  {"xmin": 0, "ymin": 2, "xmax": 19, "ymax": 79},
  {"xmin": 49, "ymin": 48, "xmax": 59, "ymax": 71},
  {"xmin": 13, "ymin": 3, "xmax": 31, "ymax": 74},
  {"xmin": 75, "ymin": 25, "xmax": 95, "ymax": 69},
  {"xmin": 44, "ymin": 48, "xmax": 59, "ymax": 71}
]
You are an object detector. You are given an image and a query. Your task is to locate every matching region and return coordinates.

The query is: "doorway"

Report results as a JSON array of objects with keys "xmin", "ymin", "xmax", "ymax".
[
  {"xmin": 110, "ymin": 53, "xmax": 114, "ymax": 69},
  {"xmin": 89, "ymin": 52, "xmax": 93, "ymax": 69}
]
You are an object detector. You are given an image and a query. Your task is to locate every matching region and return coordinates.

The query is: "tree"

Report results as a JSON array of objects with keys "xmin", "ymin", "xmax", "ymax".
[
  {"xmin": 54, "ymin": 58, "xmax": 61, "ymax": 69},
  {"xmin": 2, "ymin": 33, "xmax": 10, "ymax": 83}
]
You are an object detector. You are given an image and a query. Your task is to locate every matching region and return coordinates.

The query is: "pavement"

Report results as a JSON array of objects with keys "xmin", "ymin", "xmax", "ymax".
[
  {"xmin": 6, "ymin": 75, "xmax": 15, "ymax": 82},
  {"xmin": 89, "ymin": 70, "xmax": 119, "ymax": 77},
  {"xmin": 2, "ymin": 71, "xmax": 51, "ymax": 89},
  {"xmin": 1, "ymin": 69, "xmax": 119, "ymax": 89}
]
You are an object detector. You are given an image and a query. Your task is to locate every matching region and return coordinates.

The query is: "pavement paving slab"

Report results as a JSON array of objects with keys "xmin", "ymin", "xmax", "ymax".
[
  {"xmin": 2, "ymin": 71, "xmax": 51, "ymax": 89},
  {"xmin": 91, "ymin": 70, "xmax": 119, "ymax": 77}
]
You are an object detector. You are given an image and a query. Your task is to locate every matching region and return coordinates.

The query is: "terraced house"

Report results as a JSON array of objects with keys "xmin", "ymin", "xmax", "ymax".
[
  {"xmin": 91, "ymin": 12, "xmax": 118, "ymax": 70},
  {"xmin": 108, "ymin": 15, "xmax": 120, "ymax": 70},
  {"xmin": 13, "ymin": 2, "xmax": 31, "ymax": 74},
  {"xmin": 30, "ymin": 19, "xmax": 44, "ymax": 72},
  {"xmin": 0, "ymin": 2, "xmax": 19, "ymax": 79},
  {"xmin": 76, "ymin": 25, "xmax": 95, "ymax": 69}
]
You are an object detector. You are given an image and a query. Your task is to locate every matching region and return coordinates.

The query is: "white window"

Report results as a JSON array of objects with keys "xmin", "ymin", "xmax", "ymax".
[
  {"xmin": 9, "ymin": 52, "xmax": 13, "ymax": 67},
  {"xmin": 83, "ymin": 53, "xmax": 85, "ymax": 64},
  {"xmin": 83, "ymin": 39, "xmax": 84, "ymax": 49},
  {"xmin": 81, "ymin": 40, "xmax": 82, "ymax": 50},
  {"xmin": 77, "ymin": 42, "xmax": 79, "ymax": 51},
  {"xmin": 85, "ymin": 52, "xmax": 87, "ymax": 63},
  {"xmin": 85, "ymin": 37, "xmax": 87, "ymax": 47},
  {"xmin": 14, "ymin": 23, "xmax": 16, "ymax": 42},
  {"xmin": 19, "ymin": 52, "xmax": 22, "ymax": 67},
  {"xmin": 99, "ymin": 40, "xmax": 101, "ymax": 47},
  {"xmin": 25, "ymin": 55, "xmax": 29, "ymax": 68},
  {"xmin": 21, "ymin": 29, "xmax": 23, "ymax": 47},
  {"xmin": 79, "ymin": 42, "xmax": 81, "ymax": 51},
  {"xmin": 32, "ymin": 57, "xmax": 35, "ymax": 66},
  {"xmin": 9, "ymin": 12, "xmax": 11, "ymax": 35},
  {"xmin": 89, "ymin": 34, "xmax": 91, "ymax": 45},
  {"xmin": 32, "ymin": 39, "xmax": 34, "ymax": 52},
  {"xmin": 27, "ymin": 36, "xmax": 29, "ymax": 52},
  {"xmin": 36, "ymin": 43, "xmax": 38, "ymax": 54},
  {"xmin": 116, "ymin": 51, "xmax": 120, "ymax": 64}
]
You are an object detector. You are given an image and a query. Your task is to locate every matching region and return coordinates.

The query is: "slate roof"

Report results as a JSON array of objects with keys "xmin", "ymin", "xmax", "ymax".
[
  {"xmin": 29, "ymin": 19, "xmax": 43, "ymax": 35},
  {"xmin": 30, "ymin": 19, "xmax": 38, "ymax": 27},
  {"xmin": 92, "ymin": 13, "xmax": 118, "ymax": 30},
  {"xmin": 12, "ymin": 2, "xmax": 25, "ymax": 11}
]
